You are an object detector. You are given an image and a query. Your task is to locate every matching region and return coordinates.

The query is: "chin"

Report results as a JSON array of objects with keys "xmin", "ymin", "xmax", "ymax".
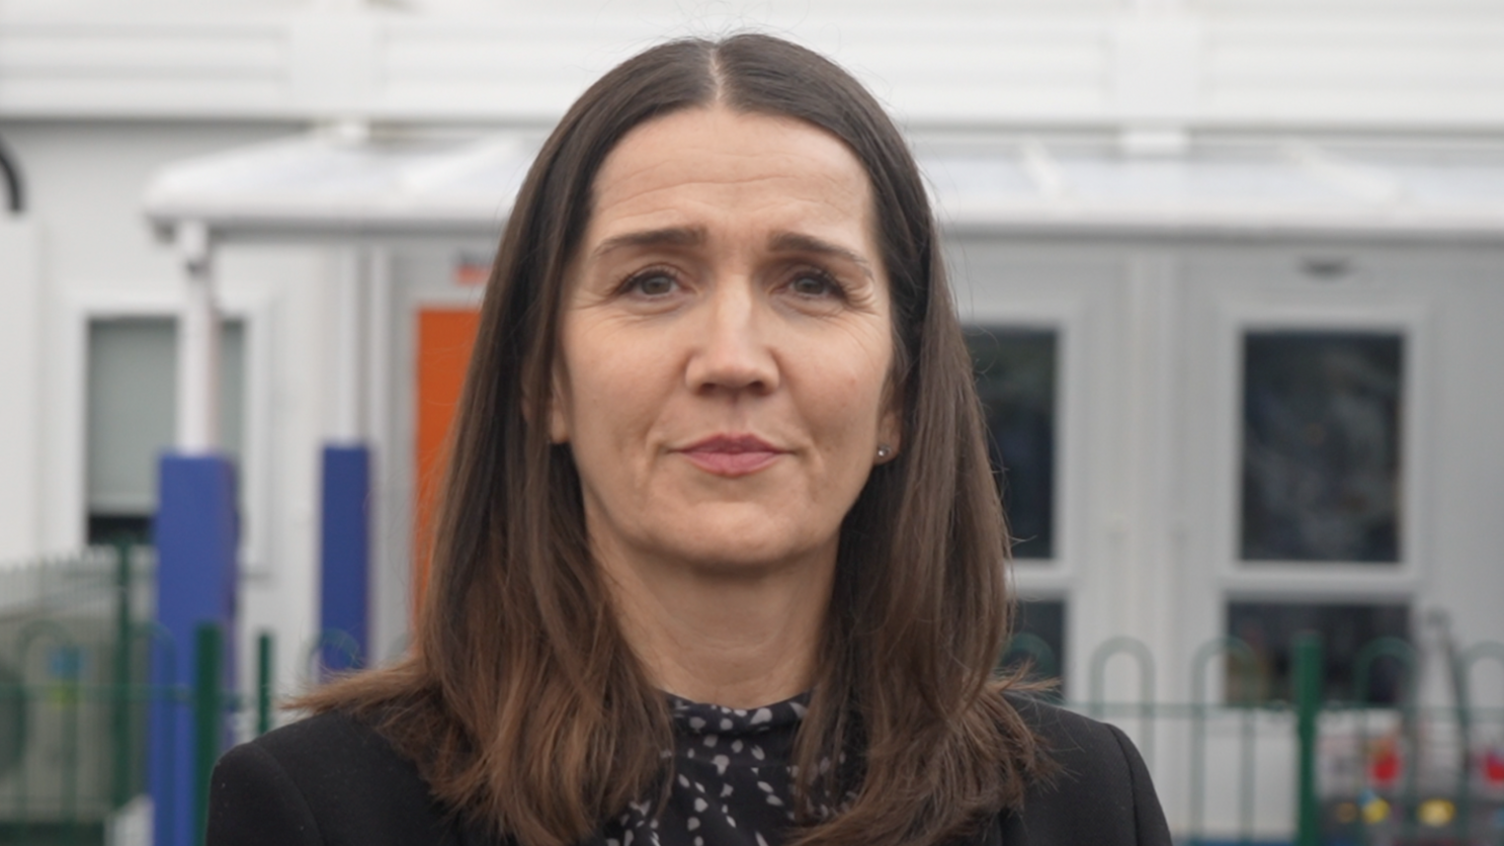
[
  {"xmin": 640, "ymin": 517, "xmax": 818, "ymax": 569},
  {"xmin": 595, "ymin": 496, "xmax": 842, "ymax": 576},
  {"xmin": 655, "ymin": 525, "xmax": 830, "ymax": 575}
]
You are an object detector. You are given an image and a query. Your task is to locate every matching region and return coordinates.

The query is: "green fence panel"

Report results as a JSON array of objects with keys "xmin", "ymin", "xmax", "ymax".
[
  {"xmin": 1350, "ymin": 636, "xmax": 1418, "ymax": 846},
  {"xmin": 1189, "ymin": 637, "xmax": 1261, "ymax": 846},
  {"xmin": 10, "ymin": 549, "xmax": 1504, "ymax": 846},
  {"xmin": 109, "ymin": 542, "xmax": 133, "ymax": 812},
  {"xmin": 192, "ymin": 624, "xmax": 224, "ymax": 846},
  {"xmin": 1293, "ymin": 632, "xmax": 1321, "ymax": 846},
  {"xmin": 1459, "ymin": 642, "xmax": 1504, "ymax": 846},
  {"xmin": 256, "ymin": 633, "xmax": 274, "ymax": 738},
  {"xmin": 15, "ymin": 619, "xmax": 83, "ymax": 846},
  {"xmin": 1088, "ymin": 637, "xmax": 1156, "ymax": 770}
]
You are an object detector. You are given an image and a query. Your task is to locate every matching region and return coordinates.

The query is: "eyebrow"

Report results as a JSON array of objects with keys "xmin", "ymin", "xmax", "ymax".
[
  {"xmin": 589, "ymin": 226, "xmax": 706, "ymax": 261},
  {"xmin": 767, "ymin": 231, "xmax": 876, "ymax": 281},
  {"xmin": 587, "ymin": 226, "xmax": 876, "ymax": 281}
]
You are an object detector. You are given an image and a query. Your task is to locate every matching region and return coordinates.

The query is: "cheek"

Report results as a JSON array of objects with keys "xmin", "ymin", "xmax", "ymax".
[
  {"xmin": 557, "ymin": 326, "xmax": 667, "ymax": 448},
  {"xmin": 801, "ymin": 339, "xmax": 893, "ymax": 444}
]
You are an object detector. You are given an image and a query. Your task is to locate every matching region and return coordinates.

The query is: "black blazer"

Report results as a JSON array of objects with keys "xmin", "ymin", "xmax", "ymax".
[{"xmin": 208, "ymin": 698, "xmax": 1171, "ymax": 846}]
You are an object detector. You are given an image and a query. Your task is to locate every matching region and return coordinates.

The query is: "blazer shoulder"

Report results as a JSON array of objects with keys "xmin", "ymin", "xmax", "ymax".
[
  {"xmin": 210, "ymin": 710, "xmax": 456, "ymax": 846},
  {"xmin": 1012, "ymin": 695, "xmax": 1127, "ymax": 764},
  {"xmin": 1000, "ymin": 695, "xmax": 1173, "ymax": 846},
  {"xmin": 249, "ymin": 709, "xmax": 415, "ymax": 782}
]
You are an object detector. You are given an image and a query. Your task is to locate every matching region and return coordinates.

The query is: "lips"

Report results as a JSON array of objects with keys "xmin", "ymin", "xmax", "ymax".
[{"xmin": 679, "ymin": 434, "xmax": 786, "ymax": 477}]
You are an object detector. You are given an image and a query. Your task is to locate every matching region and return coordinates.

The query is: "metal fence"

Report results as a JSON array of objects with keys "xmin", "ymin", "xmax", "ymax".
[
  {"xmin": 1013, "ymin": 633, "xmax": 1504, "ymax": 846},
  {"xmin": 2, "ymin": 546, "xmax": 1502, "ymax": 846},
  {"xmin": 0, "ymin": 545, "xmax": 152, "ymax": 845}
]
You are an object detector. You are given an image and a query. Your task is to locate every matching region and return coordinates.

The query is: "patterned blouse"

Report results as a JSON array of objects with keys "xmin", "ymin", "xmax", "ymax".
[{"xmin": 590, "ymin": 694, "xmax": 827, "ymax": 846}]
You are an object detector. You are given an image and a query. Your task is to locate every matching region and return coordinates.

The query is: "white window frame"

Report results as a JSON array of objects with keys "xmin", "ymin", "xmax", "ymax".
[
  {"xmin": 370, "ymin": 272, "xmax": 488, "ymax": 659},
  {"xmin": 1211, "ymin": 297, "xmax": 1434, "ymax": 598},
  {"xmin": 959, "ymin": 295, "xmax": 1088, "ymax": 598},
  {"xmin": 61, "ymin": 290, "xmax": 276, "ymax": 578}
]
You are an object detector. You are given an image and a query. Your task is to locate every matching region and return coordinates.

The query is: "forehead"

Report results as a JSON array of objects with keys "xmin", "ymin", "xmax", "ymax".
[{"xmin": 584, "ymin": 106, "xmax": 876, "ymax": 244}]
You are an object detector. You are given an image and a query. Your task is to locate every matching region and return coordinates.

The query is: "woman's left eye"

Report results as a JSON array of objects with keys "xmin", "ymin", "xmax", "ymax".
[
  {"xmin": 788, "ymin": 271, "xmax": 843, "ymax": 299},
  {"xmin": 621, "ymin": 269, "xmax": 679, "ymax": 297}
]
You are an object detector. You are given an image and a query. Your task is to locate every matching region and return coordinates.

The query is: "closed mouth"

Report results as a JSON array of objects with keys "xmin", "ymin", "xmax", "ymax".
[{"xmin": 678, "ymin": 434, "xmax": 786, "ymax": 477}]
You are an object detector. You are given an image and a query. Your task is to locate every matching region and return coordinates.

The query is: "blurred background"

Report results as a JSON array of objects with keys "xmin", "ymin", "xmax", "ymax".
[{"xmin": 1, "ymin": 0, "xmax": 1503, "ymax": 844}]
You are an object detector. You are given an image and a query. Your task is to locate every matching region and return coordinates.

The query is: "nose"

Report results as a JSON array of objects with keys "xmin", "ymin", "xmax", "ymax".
[{"xmin": 684, "ymin": 281, "xmax": 779, "ymax": 397}]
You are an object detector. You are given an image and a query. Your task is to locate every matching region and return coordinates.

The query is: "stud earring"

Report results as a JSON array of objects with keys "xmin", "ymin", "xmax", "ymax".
[{"xmin": 876, "ymin": 444, "xmax": 893, "ymax": 460}]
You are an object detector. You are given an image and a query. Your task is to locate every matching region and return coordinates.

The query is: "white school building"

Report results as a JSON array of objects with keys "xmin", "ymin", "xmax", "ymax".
[{"xmin": 1, "ymin": 1, "xmax": 1503, "ymax": 840}]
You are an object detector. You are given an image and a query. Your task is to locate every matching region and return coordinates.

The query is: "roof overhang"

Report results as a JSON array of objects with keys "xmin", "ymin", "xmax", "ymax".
[{"xmin": 143, "ymin": 131, "xmax": 1504, "ymax": 247}]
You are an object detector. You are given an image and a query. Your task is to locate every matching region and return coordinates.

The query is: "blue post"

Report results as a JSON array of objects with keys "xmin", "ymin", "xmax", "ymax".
[
  {"xmin": 151, "ymin": 454, "xmax": 237, "ymax": 846},
  {"xmin": 319, "ymin": 444, "xmax": 371, "ymax": 672}
]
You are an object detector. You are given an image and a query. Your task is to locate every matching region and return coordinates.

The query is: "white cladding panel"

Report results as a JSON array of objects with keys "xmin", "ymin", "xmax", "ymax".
[
  {"xmin": 2, "ymin": 3, "xmax": 1504, "ymax": 129},
  {"xmin": 0, "ymin": 221, "xmax": 42, "ymax": 565},
  {"xmin": 0, "ymin": 120, "xmax": 330, "ymax": 704}
]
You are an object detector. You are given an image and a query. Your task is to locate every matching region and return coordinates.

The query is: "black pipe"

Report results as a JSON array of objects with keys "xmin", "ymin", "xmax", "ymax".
[{"xmin": 0, "ymin": 133, "xmax": 23, "ymax": 214}]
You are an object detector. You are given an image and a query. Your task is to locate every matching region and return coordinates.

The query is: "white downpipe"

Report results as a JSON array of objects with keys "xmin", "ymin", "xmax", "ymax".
[
  {"xmin": 175, "ymin": 220, "xmax": 219, "ymax": 453},
  {"xmin": 332, "ymin": 248, "xmax": 365, "ymax": 444},
  {"xmin": 364, "ymin": 246, "xmax": 391, "ymax": 452}
]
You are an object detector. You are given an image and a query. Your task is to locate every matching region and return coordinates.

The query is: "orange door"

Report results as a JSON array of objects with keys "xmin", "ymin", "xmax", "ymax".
[{"xmin": 413, "ymin": 308, "xmax": 481, "ymax": 619}]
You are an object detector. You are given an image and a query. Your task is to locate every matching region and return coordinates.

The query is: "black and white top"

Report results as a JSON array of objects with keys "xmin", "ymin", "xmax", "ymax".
[{"xmin": 592, "ymin": 694, "xmax": 814, "ymax": 846}]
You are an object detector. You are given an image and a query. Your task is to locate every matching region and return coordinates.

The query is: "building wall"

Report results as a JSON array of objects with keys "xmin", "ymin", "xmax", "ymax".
[
  {"xmin": 950, "ymin": 236, "xmax": 1504, "ymax": 834},
  {"xmin": 0, "ymin": 120, "xmax": 340, "ymax": 694},
  {"xmin": 0, "ymin": 219, "xmax": 42, "ymax": 563},
  {"xmin": 3, "ymin": 1, "xmax": 1504, "ymax": 131}
]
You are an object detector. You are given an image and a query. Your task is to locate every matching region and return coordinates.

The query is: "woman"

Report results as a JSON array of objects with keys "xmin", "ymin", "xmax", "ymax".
[{"xmin": 209, "ymin": 33, "xmax": 1171, "ymax": 846}]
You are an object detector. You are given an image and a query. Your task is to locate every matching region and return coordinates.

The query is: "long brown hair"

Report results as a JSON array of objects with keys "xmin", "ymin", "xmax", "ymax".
[{"xmin": 306, "ymin": 33, "xmax": 1041, "ymax": 846}]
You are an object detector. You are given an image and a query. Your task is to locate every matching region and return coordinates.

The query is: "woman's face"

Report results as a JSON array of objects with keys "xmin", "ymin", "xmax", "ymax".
[{"xmin": 550, "ymin": 106, "xmax": 899, "ymax": 578}]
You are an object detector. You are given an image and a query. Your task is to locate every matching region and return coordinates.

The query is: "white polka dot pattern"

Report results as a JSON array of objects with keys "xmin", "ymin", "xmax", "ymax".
[{"xmin": 587, "ymin": 694, "xmax": 812, "ymax": 846}]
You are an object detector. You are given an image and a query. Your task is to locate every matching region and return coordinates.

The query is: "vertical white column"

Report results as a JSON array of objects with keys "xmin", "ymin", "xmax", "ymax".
[
  {"xmin": 365, "ymin": 246, "xmax": 401, "ymax": 659},
  {"xmin": 332, "ymin": 248, "xmax": 366, "ymax": 444},
  {"xmin": 364, "ymin": 247, "xmax": 391, "ymax": 457},
  {"xmin": 175, "ymin": 220, "xmax": 219, "ymax": 454},
  {"xmin": 0, "ymin": 219, "xmax": 41, "ymax": 560},
  {"xmin": 1072, "ymin": 250, "xmax": 1186, "ymax": 814},
  {"xmin": 1117, "ymin": 252, "xmax": 1183, "ymax": 680}
]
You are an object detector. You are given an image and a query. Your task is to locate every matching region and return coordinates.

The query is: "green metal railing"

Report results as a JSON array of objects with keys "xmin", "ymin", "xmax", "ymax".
[
  {"xmin": 1294, "ymin": 633, "xmax": 1321, "ymax": 846},
  {"xmin": 2, "ymin": 544, "xmax": 157, "ymax": 844},
  {"xmin": 0, "ymin": 545, "xmax": 346, "ymax": 846},
  {"xmin": 3, "ymin": 546, "xmax": 1503, "ymax": 845},
  {"xmin": 1070, "ymin": 632, "xmax": 1504, "ymax": 846}
]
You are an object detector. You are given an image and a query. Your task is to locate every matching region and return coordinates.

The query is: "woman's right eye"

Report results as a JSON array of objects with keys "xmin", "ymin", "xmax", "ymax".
[{"xmin": 624, "ymin": 270, "xmax": 678, "ymax": 297}]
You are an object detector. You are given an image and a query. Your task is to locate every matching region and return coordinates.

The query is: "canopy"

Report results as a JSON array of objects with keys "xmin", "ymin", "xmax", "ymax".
[{"xmin": 143, "ymin": 131, "xmax": 1504, "ymax": 244}]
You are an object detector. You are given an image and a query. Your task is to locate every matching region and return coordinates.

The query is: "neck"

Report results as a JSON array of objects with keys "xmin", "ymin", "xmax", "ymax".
[{"xmin": 595, "ymin": 540, "xmax": 836, "ymax": 710}]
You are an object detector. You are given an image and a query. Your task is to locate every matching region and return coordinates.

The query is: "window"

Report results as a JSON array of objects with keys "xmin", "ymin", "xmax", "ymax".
[
  {"xmin": 86, "ymin": 317, "xmax": 244, "ymax": 545},
  {"xmin": 965, "ymin": 327, "xmax": 1058, "ymax": 559},
  {"xmin": 1226, "ymin": 601, "xmax": 1411, "ymax": 704},
  {"xmin": 1001, "ymin": 599, "xmax": 1068, "ymax": 695},
  {"xmin": 1241, "ymin": 331, "xmax": 1403, "ymax": 563}
]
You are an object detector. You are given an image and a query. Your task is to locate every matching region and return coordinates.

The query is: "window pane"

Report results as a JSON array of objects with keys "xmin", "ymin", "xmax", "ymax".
[
  {"xmin": 1241, "ymin": 331, "xmax": 1402, "ymax": 562},
  {"xmin": 1226, "ymin": 601, "xmax": 1411, "ymax": 705},
  {"xmin": 88, "ymin": 318, "xmax": 176, "ymax": 517},
  {"xmin": 86, "ymin": 317, "xmax": 244, "ymax": 544},
  {"xmin": 965, "ymin": 327, "xmax": 1057, "ymax": 559},
  {"xmin": 1000, "ymin": 599, "xmax": 1067, "ymax": 697}
]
